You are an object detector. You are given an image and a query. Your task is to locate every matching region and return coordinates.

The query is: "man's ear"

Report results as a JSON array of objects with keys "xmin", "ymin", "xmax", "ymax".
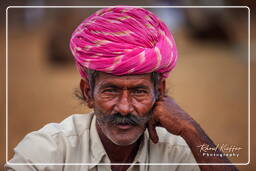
[
  {"xmin": 80, "ymin": 79, "xmax": 94, "ymax": 108},
  {"xmin": 158, "ymin": 79, "xmax": 166, "ymax": 97}
]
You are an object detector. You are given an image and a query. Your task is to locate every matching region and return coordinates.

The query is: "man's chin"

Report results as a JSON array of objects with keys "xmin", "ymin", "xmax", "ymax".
[
  {"xmin": 109, "ymin": 126, "xmax": 145, "ymax": 146},
  {"xmin": 110, "ymin": 136, "xmax": 139, "ymax": 146},
  {"xmin": 107, "ymin": 130, "xmax": 142, "ymax": 146}
]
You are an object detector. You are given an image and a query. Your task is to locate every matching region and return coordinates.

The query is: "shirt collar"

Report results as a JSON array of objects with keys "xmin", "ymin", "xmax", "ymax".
[
  {"xmin": 134, "ymin": 130, "xmax": 149, "ymax": 163},
  {"xmin": 89, "ymin": 115, "xmax": 108, "ymax": 169}
]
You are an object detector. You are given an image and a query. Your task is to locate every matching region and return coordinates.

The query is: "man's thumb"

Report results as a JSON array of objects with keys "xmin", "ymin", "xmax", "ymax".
[{"xmin": 147, "ymin": 120, "xmax": 159, "ymax": 144}]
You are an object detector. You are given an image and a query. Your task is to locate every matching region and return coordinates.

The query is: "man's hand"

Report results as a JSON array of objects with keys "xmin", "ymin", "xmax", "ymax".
[
  {"xmin": 147, "ymin": 95, "xmax": 238, "ymax": 171},
  {"xmin": 147, "ymin": 96, "xmax": 195, "ymax": 143}
]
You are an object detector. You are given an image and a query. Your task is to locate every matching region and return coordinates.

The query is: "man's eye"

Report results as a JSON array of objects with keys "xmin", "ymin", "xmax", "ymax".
[
  {"xmin": 132, "ymin": 89, "xmax": 147, "ymax": 94},
  {"xmin": 103, "ymin": 89, "xmax": 118, "ymax": 93}
]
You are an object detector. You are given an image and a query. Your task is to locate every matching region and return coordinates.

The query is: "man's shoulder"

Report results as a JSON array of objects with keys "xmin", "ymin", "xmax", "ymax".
[
  {"xmin": 155, "ymin": 127, "xmax": 188, "ymax": 146},
  {"xmin": 37, "ymin": 113, "xmax": 94, "ymax": 137},
  {"xmin": 10, "ymin": 113, "xmax": 94, "ymax": 164}
]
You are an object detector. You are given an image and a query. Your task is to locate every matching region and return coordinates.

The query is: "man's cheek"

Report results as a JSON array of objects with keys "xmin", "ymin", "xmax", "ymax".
[
  {"xmin": 95, "ymin": 100, "xmax": 116, "ymax": 113},
  {"xmin": 132, "ymin": 102, "xmax": 155, "ymax": 117}
]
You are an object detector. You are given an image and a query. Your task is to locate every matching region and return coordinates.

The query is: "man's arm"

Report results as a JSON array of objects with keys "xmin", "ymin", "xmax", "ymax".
[{"xmin": 147, "ymin": 96, "xmax": 238, "ymax": 171}]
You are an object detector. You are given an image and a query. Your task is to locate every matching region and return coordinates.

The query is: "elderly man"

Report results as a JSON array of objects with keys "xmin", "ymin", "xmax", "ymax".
[{"xmin": 6, "ymin": 6, "xmax": 237, "ymax": 171}]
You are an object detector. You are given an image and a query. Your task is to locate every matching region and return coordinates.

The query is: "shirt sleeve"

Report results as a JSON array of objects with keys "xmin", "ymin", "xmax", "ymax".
[
  {"xmin": 5, "ymin": 132, "xmax": 64, "ymax": 171},
  {"xmin": 5, "ymin": 152, "xmax": 39, "ymax": 171}
]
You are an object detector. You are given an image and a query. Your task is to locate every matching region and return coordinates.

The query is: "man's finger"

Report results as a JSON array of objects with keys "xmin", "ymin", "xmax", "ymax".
[{"xmin": 147, "ymin": 120, "xmax": 159, "ymax": 144}]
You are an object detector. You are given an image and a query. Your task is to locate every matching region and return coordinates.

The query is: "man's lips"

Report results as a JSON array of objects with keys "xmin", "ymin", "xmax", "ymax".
[{"xmin": 115, "ymin": 123, "xmax": 135, "ymax": 130}]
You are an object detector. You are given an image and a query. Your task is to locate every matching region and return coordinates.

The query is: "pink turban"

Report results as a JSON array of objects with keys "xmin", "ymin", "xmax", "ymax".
[{"xmin": 70, "ymin": 6, "xmax": 178, "ymax": 79}]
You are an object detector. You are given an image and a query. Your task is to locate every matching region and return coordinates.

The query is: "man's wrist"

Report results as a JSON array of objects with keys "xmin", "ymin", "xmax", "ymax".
[{"xmin": 180, "ymin": 119, "xmax": 199, "ymax": 140}]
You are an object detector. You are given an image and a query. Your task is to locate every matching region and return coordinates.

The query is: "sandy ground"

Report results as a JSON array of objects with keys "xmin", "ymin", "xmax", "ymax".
[{"xmin": 1, "ymin": 22, "xmax": 255, "ymax": 170}]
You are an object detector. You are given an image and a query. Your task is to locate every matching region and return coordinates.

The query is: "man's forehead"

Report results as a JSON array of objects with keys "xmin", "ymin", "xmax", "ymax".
[{"xmin": 95, "ymin": 72, "xmax": 153, "ymax": 87}]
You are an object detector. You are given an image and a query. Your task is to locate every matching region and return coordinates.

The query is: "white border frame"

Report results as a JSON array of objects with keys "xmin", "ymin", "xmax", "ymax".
[{"xmin": 5, "ymin": 5, "xmax": 250, "ymax": 166}]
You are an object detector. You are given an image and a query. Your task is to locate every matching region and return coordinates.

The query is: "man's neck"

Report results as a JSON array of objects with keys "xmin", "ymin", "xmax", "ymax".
[{"xmin": 96, "ymin": 122, "xmax": 142, "ymax": 164}]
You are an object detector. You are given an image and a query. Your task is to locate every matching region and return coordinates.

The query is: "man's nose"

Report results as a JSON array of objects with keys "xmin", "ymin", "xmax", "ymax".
[{"xmin": 115, "ymin": 90, "xmax": 133, "ymax": 115}]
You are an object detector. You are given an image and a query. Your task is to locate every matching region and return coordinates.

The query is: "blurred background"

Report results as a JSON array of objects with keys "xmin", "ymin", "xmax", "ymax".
[{"xmin": 0, "ymin": 0, "xmax": 255, "ymax": 171}]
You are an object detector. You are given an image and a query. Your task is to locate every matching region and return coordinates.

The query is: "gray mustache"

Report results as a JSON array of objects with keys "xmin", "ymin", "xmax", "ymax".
[{"xmin": 100, "ymin": 113, "xmax": 150, "ymax": 126}]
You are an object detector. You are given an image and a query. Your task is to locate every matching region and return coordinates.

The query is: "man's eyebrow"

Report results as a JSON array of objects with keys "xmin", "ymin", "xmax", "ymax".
[
  {"xmin": 99, "ymin": 83, "xmax": 120, "ymax": 89},
  {"xmin": 130, "ymin": 85, "xmax": 150, "ymax": 90}
]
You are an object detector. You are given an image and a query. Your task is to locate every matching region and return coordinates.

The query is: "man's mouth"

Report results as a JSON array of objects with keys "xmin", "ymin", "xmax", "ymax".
[{"xmin": 115, "ymin": 123, "xmax": 135, "ymax": 130}]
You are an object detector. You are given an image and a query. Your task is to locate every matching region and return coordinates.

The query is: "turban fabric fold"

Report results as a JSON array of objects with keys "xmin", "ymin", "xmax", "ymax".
[{"xmin": 70, "ymin": 6, "xmax": 178, "ymax": 79}]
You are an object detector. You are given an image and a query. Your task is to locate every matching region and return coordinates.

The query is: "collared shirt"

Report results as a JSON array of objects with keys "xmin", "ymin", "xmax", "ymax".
[{"xmin": 5, "ymin": 113, "xmax": 201, "ymax": 171}]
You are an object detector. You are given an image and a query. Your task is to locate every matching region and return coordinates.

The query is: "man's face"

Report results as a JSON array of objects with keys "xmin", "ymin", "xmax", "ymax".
[{"xmin": 92, "ymin": 72, "xmax": 157, "ymax": 146}]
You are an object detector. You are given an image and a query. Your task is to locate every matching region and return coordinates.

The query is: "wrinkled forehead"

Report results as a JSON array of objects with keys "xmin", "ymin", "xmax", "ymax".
[{"xmin": 95, "ymin": 72, "xmax": 154, "ymax": 89}]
